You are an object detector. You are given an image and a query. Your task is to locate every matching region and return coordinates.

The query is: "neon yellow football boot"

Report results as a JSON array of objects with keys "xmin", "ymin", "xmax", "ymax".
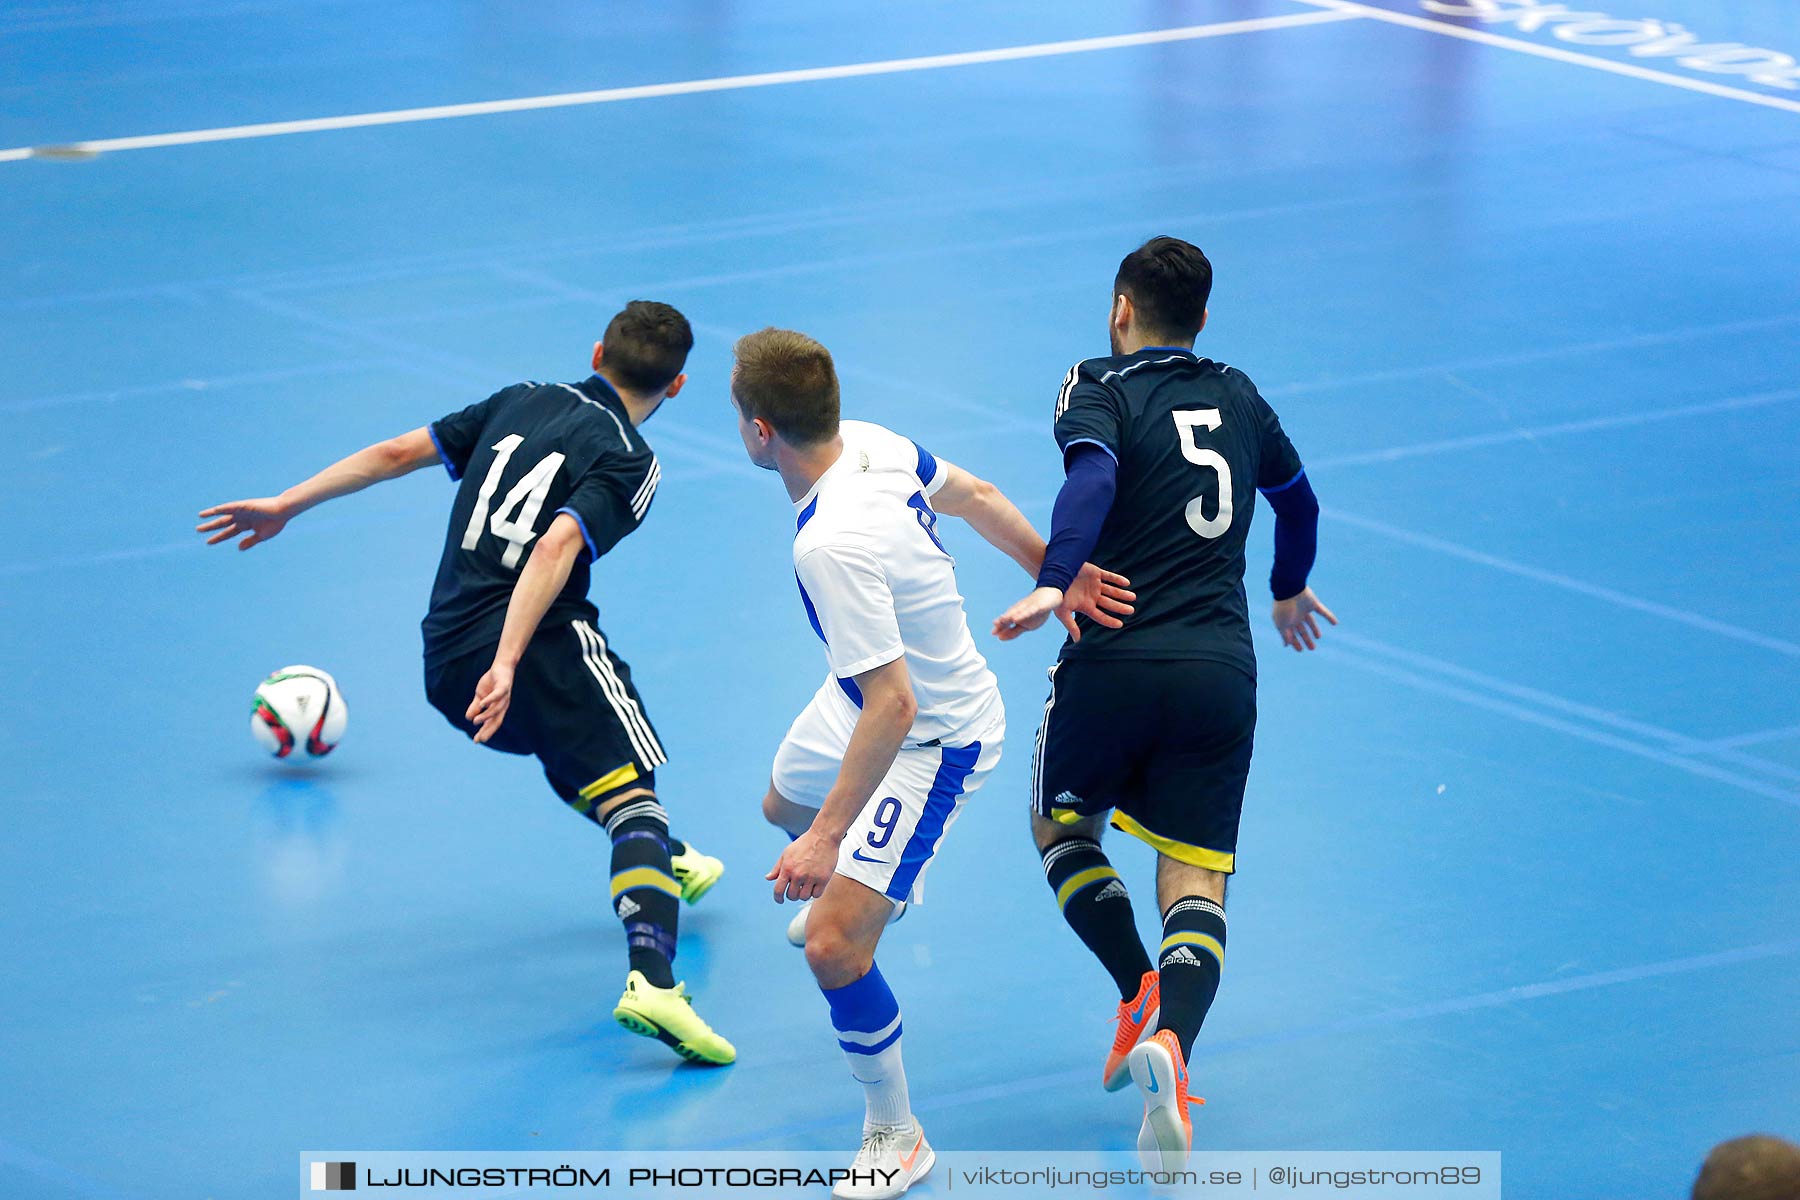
[
  {"xmin": 669, "ymin": 841, "xmax": 724, "ymax": 905},
  {"xmin": 613, "ymin": 971, "xmax": 736, "ymax": 1065}
]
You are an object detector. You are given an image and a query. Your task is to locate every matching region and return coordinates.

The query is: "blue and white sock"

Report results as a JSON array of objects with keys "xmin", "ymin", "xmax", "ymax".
[{"xmin": 822, "ymin": 963, "xmax": 912, "ymax": 1129}]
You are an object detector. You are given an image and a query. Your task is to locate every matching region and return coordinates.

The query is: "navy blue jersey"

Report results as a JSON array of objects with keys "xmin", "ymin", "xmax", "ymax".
[
  {"xmin": 421, "ymin": 375, "xmax": 659, "ymax": 666},
  {"xmin": 1052, "ymin": 347, "xmax": 1302, "ymax": 676}
]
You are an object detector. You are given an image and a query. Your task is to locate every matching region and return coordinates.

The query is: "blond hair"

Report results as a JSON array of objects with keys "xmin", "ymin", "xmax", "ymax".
[{"xmin": 732, "ymin": 327, "xmax": 840, "ymax": 447}]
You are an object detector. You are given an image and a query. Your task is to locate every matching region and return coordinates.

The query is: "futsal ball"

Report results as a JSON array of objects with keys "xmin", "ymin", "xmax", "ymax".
[{"xmin": 250, "ymin": 666, "xmax": 348, "ymax": 759}]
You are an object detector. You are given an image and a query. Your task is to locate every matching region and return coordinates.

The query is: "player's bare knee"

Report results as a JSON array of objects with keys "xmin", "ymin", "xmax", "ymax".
[
  {"xmin": 760, "ymin": 787, "xmax": 787, "ymax": 827},
  {"xmin": 1032, "ymin": 809, "xmax": 1105, "ymax": 851},
  {"xmin": 803, "ymin": 921, "xmax": 869, "ymax": 987},
  {"xmin": 1030, "ymin": 810, "xmax": 1064, "ymax": 851},
  {"xmin": 1157, "ymin": 853, "xmax": 1226, "ymax": 907},
  {"xmin": 762, "ymin": 785, "xmax": 815, "ymax": 835}
]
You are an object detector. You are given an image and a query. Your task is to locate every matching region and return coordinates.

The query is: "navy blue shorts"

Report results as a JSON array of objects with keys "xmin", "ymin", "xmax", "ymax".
[
  {"xmin": 425, "ymin": 617, "xmax": 665, "ymax": 812},
  {"xmin": 1031, "ymin": 657, "xmax": 1255, "ymax": 873}
]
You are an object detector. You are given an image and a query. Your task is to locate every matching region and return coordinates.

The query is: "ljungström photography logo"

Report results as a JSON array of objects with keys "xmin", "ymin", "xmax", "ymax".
[{"xmin": 309, "ymin": 1161, "xmax": 356, "ymax": 1191}]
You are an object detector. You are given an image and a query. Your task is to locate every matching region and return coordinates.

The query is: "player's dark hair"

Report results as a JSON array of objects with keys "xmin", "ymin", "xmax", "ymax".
[
  {"xmin": 731, "ymin": 327, "xmax": 840, "ymax": 448},
  {"xmin": 1114, "ymin": 236, "xmax": 1213, "ymax": 342},
  {"xmin": 601, "ymin": 300, "xmax": 694, "ymax": 394},
  {"xmin": 1692, "ymin": 1135, "xmax": 1800, "ymax": 1200}
]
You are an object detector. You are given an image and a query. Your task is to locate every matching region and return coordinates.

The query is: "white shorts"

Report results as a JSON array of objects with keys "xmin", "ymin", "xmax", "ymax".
[{"xmin": 772, "ymin": 681, "xmax": 1004, "ymax": 905}]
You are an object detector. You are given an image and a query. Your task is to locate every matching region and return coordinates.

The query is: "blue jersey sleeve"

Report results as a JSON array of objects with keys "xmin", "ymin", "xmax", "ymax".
[{"xmin": 1035, "ymin": 443, "xmax": 1118, "ymax": 593}]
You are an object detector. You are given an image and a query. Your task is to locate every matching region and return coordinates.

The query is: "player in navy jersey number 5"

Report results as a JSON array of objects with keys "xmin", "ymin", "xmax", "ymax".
[
  {"xmin": 995, "ymin": 238, "xmax": 1337, "ymax": 1169},
  {"xmin": 196, "ymin": 302, "xmax": 734, "ymax": 1065}
]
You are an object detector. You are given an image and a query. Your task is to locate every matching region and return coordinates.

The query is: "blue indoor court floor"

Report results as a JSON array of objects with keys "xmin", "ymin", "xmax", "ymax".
[{"xmin": 3, "ymin": 2, "xmax": 1798, "ymax": 1197}]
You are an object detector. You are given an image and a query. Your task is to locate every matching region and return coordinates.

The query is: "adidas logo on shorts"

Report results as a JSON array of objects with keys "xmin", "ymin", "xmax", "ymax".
[
  {"xmin": 1161, "ymin": 946, "xmax": 1204, "ymax": 967},
  {"xmin": 616, "ymin": 895, "xmax": 641, "ymax": 919},
  {"xmin": 1094, "ymin": 880, "xmax": 1128, "ymax": 903}
]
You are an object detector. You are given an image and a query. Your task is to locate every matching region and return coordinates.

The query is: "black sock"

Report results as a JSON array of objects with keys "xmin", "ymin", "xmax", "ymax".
[
  {"xmin": 1157, "ymin": 896, "xmax": 1227, "ymax": 1059},
  {"xmin": 605, "ymin": 798, "xmax": 680, "ymax": 988},
  {"xmin": 667, "ymin": 837, "xmax": 688, "ymax": 857},
  {"xmin": 1041, "ymin": 838, "xmax": 1153, "ymax": 1000}
]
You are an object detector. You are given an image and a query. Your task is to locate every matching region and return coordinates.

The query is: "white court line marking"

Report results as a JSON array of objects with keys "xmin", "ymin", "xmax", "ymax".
[
  {"xmin": 1311, "ymin": 386, "xmax": 1800, "ymax": 469},
  {"xmin": 1699, "ymin": 723, "xmax": 1800, "ymax": 751},
  {"xmin": 1290, "ymin": 0, "xmax": 1800, "ymax": 115},
  {"xmin": 0, "ymin": 362, "xmax": 374, "ymax": 415},
  {"xmin": 1263, "ymin": 313, "xmax": 1800, "ymax": 400},
  {"xmin": 1323, "ymin": 642, "xmax": 1800, "ymax": 809},
  {"xmin": 732, "ymin": 937, "xmax": 1800, "ymax": 1138},
  {"xmin": 1324, "ymin": 508, "xmax": 1800, "ymax": 660},
  {"xmin": 0, "ymin": 11, "xmax": 1360, "ymax": 161},
  {"xmin": 1330, "ymin": 629, "xmax": 1800, "ymax": 787},
  {"xmin": 230, "ymin": 286, "xmax": 759, "ymax": 478},
  {"xmin": 488, "ymin": 261, "xmax": 1046, "ymax": 436}
]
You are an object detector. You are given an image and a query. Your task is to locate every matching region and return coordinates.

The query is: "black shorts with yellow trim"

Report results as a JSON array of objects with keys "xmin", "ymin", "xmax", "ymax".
[
  {"xmin": 424, "ymin": 617, "xmax": 667, "ymax": 813},
  {"xmin": 1030, "ymin": 655, "xmax": 1255, "ymax": 874}
]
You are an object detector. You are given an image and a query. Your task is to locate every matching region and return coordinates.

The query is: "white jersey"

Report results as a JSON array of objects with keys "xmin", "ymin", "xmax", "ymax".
[{"xmin": 791, "ymin": 420, "xmax": 1002, "ymax": 747}]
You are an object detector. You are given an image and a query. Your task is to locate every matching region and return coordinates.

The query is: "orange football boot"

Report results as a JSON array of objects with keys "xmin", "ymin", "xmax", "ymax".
[{"xmin": 1104, "ymin": 970, "xmax": 1161, "ymax": 1091}]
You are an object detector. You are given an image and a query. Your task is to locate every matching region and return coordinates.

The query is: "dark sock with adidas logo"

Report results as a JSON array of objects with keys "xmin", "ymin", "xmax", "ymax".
[
  {"xmin": 605, "ymin": 799, "xmax": 680, "ymax": 988},
  {"xmin": 1041, "ymin": 838, "xmax": 1153, "ymax": 1000},
  {"xmin": 1157, "ymin": 896, "xmax": 1227, "ymax": 1059}
]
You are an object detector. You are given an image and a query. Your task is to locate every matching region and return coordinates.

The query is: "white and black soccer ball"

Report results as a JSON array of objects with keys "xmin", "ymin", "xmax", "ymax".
[{"xmin": 250, "ymin": 665, "xmax": 348, "ymax": 759}]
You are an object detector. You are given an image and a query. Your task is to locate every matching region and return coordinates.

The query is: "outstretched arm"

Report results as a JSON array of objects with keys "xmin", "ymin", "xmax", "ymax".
[
  {"xmin": 196, "ymin": 427, "xmax": 441, "ymax": 550},
  {"xmin": 465, "ymin": 513, "xmax": 586, "ymax": 743},
  {"xmin": 929, "ymin": 461, "xmax": 1134, "ymax": 640}
]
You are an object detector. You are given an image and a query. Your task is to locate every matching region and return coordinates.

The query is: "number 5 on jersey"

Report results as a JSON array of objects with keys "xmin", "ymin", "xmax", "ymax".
[
  {"xmin": 463, "ymin": 434, "xmax": 567, "ymax": 568},
  {"xmin": 1173, "ymin": 409, "xmax": 1232, "ymax": 539}
]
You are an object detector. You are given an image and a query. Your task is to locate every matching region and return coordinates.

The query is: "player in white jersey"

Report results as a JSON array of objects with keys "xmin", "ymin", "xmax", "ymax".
[{"xmin": 728, "ymin": 329, "xmax": 1134, "ymax": 1200}]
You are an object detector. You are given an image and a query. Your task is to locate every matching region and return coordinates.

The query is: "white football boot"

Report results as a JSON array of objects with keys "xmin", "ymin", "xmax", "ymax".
[{"xmin": 830, "ymin": 1120, "xmax": 934, "ymax": 1199}]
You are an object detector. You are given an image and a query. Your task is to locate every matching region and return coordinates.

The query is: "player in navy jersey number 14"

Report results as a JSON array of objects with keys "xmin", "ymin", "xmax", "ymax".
[
  {"xmin": 196, "ymin": 302, "xmax": 734, "ymax": 1066},
  {"xmin": 995, "ymin": 238, "xmax": 1336, "ymax": 1169},
  {"xmin": 729, "ymin": 328, "xmax": 1132, "ymax": 1200}
]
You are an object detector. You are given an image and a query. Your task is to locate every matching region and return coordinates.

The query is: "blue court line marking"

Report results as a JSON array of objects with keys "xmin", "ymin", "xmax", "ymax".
[
  {"xmin": 1289, "ymin": 0, "xmax": 1800, "ymax": 116},
  {"xmin": 354, "ymin": 294, "xmax": 1798, "ymax": 447},
  {"xmin": 534, "ymin": 190, "xmax": 1450, "ymax": 303},
  {"xmin": 0, "ymin": 361, "xmax": 378, "ymax": 415},
  {"xmin": 1699, "ymin": 723, "xmax": 1800, "ymax": 751},
  {"xmin": 0, "ymin": 442, "xmax": 739, "ymax": 579},
  {"xmin": 1692, "ymin": 746, "xmax": 1800, "ymax": 787},
  {"xmin": 0, "ymin": 1, "xmax": 352, "ymax": 37},
  {"xmin": 1309, "ymin": 386, "xmax": 1800, "ymax": 470},
  {"xmin": 1327, "ymin": 630, "xmax": 1800, "ymax": 790},
  {"xmin": 1263, "ymin": 312, "xmax": 1800, "ymax": 399},
  {"xmin": 1324, "ymin": 509, "xmax": 1800, "ymax": 660},
  {"xmin": 0, "ymin": 1136, "xmax": 134, "ymax": 1199},
  {"xmin": 0, "ymin": 503, "xmax": 429, "ymax": 580},
  {"xmin": 1322, "ymin": 643, "xmax": 1800, "ymax": 810},
  {"xmin": 0, "ymin": 152, "xmax": 1410, "ymax": 314},
  {"xmin": 0, "ymin": 11, "xmax": 1360, "ymax": 162},
  {"xmin": 1329, "ymin": 630, "xmax": 1735, "ymax": 755},
  {"xmin": 719, "ymin": 938, "xmax": 1800, "ymax": 1146},
  {"xmin": 227, "ymin": 288, "xmax": 758, "ymax": 479},
  {"xmin": 488, "ymin": 263, "xmax": 1046, "ymax": 437}
]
